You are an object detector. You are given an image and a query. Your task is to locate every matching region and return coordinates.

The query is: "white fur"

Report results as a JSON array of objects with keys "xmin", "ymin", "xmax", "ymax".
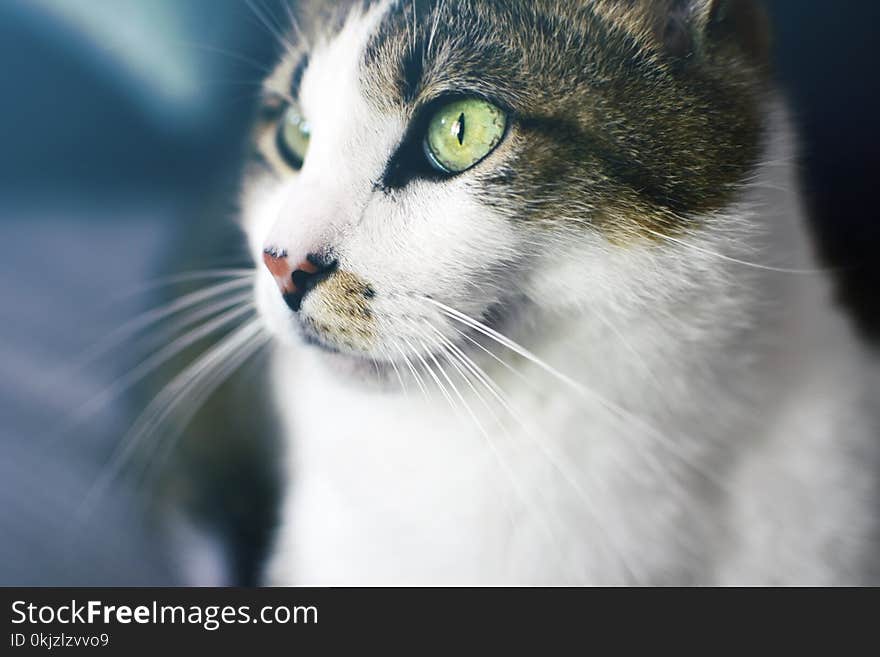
[{"xmin": 244, "ymin": 8, "xmax": 879, "ymax": 585}]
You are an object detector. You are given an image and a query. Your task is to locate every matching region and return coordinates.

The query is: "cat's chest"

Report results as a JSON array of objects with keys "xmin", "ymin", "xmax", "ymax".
[
  {"xmin": 267, "ymin": 347, "xmax": 653, "ymax": 584},
  {"xmin": 278, "ymin": 349, "xmax": 563, "ymax": 496}
]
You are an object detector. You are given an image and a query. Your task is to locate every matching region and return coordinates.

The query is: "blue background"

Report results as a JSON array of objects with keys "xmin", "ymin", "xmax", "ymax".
[{"xmin": 1, "ymin": 0, "xmax": 877, "ymax": 585}]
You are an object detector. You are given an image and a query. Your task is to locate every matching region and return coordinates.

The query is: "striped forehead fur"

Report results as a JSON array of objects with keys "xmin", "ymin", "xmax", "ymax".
[{"xmin": 268, "ymin": 0, "xmax": 771, "ymax": 240}]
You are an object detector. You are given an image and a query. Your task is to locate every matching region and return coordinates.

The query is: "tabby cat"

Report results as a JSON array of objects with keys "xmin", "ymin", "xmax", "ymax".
[{"xmin": 237, "ymin": 0, "xmax": 879, "ymax": 584}]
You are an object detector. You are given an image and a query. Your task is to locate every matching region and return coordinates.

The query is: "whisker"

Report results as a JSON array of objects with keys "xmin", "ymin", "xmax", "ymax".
[
  {"xmin": 279, "ymin": 0, "xmax": 311, "ymax": 51},
  {"xmin": 57, "ymin": 302, "xmax": 256, "ymax": 435},
  {"xmin": 424, "ymin": 297, "xmax": 589, "ymax": 392},
  {"xmin": 409, "ymin": 0, "xmax": 419, "ymax": 54},
  {"xmin": 411, "ymin": 332, "xmax": 472, "ymax": 429},
  {"xmin": 62, "ymin": 276, "xmax": 255, "ymax": 381},
  {"xmin": 590, "ymin": 307, "xmax": 661, "ymax": 387},
  {"xmin": 393, "ymin": 341, "xmax": 430, "ymax": 401},
  {"xmin": 175, "ymin": 39, "xmax": 274, "ymax": 75},
  {"xmin": 124, "ymin": 320, "xmax": 267, "ymax": 479},
  {"xmin": 384, "ymin": 344, "xmax": 409, "ymax": 395},
  {"xmin": 452, "ymin": 322, "xmax": 716, "ymax": 503},
  {"xmin": 114, "ymin": 269, "xmax": 254, "ymax": 302},
  {"xmin": 424, "ymin": 297, "xmax": 730, "ymax": 492},
  {"xmin": 426, "ymin": 0, "xmax": 446, "ymax": 55},
  {"xmin": 641, "ymin": 228, "xmax": 833, "ymax": 275},
  {"xmin": 414, "ymin": 321, "xmax": 569, "ymax": 576},
  {"xmin": 426, "ymin": 321, "xmax": 639, "ymax": 583},
  {"xmin": 133, "ymin": 329, "xmax": 272, "ymax": 493},
  {"xmin": 78, "ymin": 319, "xmax": 266, "ymax": 518},
  {"xmin": 133, "ymin": 291, "xmax": 255, "ymax": 355},
  {"xmin": 244, "ymin": 0, "xmax": 298, "ymax": 54},
  {"xmin": 400, "ymin": 335, "xmax": 453, "ymax": 409}
]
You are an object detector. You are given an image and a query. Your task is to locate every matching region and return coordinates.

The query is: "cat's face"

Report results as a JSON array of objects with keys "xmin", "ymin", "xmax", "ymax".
[{"xmin": 242, "ymin": 0, "xmax": 768, "ymax": 377}]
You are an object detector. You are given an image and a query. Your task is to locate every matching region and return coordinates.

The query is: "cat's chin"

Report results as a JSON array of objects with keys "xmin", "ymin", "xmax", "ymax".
[
  {"xmin": 297, "ymin": 334, "xmax": 402, "ymax": 391},
  {"xmin": 259, "ymin": 300, "xmax": 399, "ymax": 389}
]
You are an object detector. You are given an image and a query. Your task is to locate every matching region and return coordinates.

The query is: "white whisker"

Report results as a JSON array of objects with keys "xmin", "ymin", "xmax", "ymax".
[
  {"xmin": 424, "ymin": 297, "xmax": 730, "ymax": 492},
  {"xmin": 415, "ymin": 321, "xmax": 569, "ymax": 574},
  {"xmin": 426, "ymin": 321, "xmax": 639, "ymax": 583},
  {"xmin": 137, "ymin": 291, "xmax": 254, "ymax": 354},
  {"xmin": 279, "ymin": 0, "xmax": 311, "ymax": 51},
  {"xmin": 60, "ymin": 302, "xmax": 256, "ymax": 433},
  {"xmin": 641, "ymin": 228, "xmax": 831, "ymax": 274},
  {"xmin": 393, "ymin": 341, "xmax": 429, "ymax": 401},
  {"xmin": 244, "ymin": 0, "xmax": 298, "ymax": 54},
  {"xmin": 400, "ymin": 334, "xmax": 454, "ymax": 409},
  {"xmin": 175, "ymin": 40, "xmax": 273, "ymax": 75},
  {"xmin": 115, "ymin": 269, "xmax": 254, "ymax": 302},
  {"xmin": 79, "ymin": 319, "xmax": 267, "ymax": 518},
  {"xmin": 63, "ymin": 276, "xmax": 255, "ymax": 380},
  {"xmin": 384, "ymin": 344, "xmax": 409, "ymax": 395},
  {"xmin": 135, "ymin": 331, "xmax": 271, "ymax": 492}
]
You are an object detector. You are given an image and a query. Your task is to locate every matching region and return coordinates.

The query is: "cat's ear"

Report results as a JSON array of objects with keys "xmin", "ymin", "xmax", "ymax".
[
  {"xmin": 594, "ymin": 0, "xmax": 770, "ymax": 64},
  {"xmin": 675, "ymin": 0, "xmax": 770, "ymax": 62}
]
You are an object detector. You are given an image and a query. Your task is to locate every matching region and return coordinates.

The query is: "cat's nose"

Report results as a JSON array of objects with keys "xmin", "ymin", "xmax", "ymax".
[{"xmin": 262, "ymin": 248, "xmax": 337, "ymax": 312}]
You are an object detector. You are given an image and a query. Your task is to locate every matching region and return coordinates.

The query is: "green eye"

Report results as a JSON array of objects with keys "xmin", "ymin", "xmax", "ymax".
[
  {"xmin": 277, "ymin": 105, "xmax": 311, "ymax": 168},
  {"xmin": 423, "ymin": 98, "xmax": 507, "ymax": 174}
]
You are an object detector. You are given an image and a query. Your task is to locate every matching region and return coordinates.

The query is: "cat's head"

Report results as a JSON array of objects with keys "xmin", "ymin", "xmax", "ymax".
[{"xmin": 242, "ymin": 0, "xmax": 771, "ymax": 378}]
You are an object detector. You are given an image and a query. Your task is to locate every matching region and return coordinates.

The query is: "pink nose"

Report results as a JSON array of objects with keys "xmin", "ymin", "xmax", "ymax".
[{"xmin": 262, "ymin": 249, "xmax": 318, "ymax": 295}]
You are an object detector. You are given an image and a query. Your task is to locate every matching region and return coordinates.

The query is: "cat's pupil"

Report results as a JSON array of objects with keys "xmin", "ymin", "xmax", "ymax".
[{"xmin": 455, "ymin": 113, "xmax": 465, "ymax": 145}]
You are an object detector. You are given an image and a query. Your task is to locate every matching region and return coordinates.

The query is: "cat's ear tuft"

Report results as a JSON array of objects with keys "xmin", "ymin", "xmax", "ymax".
[
  {"xmin": 594, "ymin": 0, "xmax": 770, "ymax": 64},
  {"xmin": 661, "ymin": 1, "xmax": 698, "ymax": 59},
  {"xmin": 682, "ymin": 0, "xmax": 771, "ymax": 63}
]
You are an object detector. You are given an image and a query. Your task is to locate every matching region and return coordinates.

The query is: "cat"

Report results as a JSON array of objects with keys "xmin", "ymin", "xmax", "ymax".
[{"xmin": 238, "ymin": 0, "xmax": 879, "ymax": 584}]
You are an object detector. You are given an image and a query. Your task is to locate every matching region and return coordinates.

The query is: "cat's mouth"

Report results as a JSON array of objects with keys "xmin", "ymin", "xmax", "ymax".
[
  {"xmin": 293, "ymin": 321, "xmax": 408, "ymax": 385},
  {"xmin": 298, "ymin": 329, "xmax": 344, "ymax": 356},
  {"xmin": 291, "ymin": 293, "xmax": 527, "ymax": 390},
  {"xmin": 259, "ymin": 269, "xmax": 526, "ymax": 385}
]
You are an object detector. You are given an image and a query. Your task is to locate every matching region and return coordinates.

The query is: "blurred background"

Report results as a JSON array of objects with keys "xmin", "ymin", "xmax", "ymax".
[{"xmin": 1, "ymin": 0, "xmax": 878, "ymax": 586}]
